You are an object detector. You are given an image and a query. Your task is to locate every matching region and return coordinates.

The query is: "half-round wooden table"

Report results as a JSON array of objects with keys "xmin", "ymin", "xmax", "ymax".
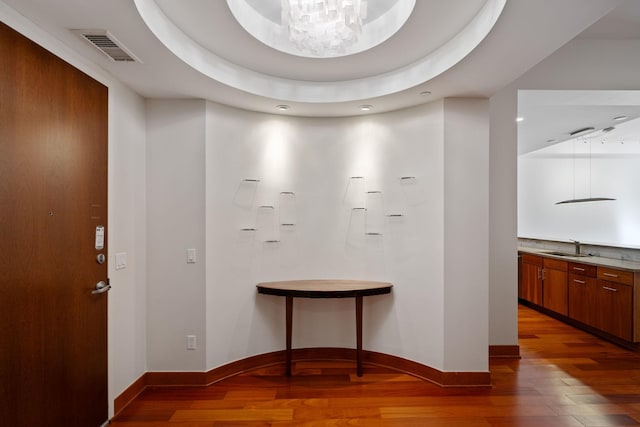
[{"xmin": 256, "ymin": 279, "xmax": 393, "ymax": 377}]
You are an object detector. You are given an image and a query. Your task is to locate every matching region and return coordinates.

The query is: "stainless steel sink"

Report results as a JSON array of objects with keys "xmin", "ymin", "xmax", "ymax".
[{"xmin": 543, "ymin": 251, "xmax": 590, "ymax": 257}]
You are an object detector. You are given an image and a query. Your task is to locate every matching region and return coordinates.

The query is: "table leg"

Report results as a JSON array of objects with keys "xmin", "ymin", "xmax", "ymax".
[
  {"xmin": 285, "ymin": 295, "xmax": 293, "ymax": 377},
  {"xmin": 356, "ymin": 295, "xmax": 363, "ymax": 377}
]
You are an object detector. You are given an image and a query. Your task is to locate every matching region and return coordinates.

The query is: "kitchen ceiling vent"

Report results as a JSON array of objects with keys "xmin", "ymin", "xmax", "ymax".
[{"xmin": 73, "ymin": 30, "xmax": 141, "ymax": 63}]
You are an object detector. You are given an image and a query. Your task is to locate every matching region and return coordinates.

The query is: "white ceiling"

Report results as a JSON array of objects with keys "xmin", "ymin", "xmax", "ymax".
[
  {"xmin": 2, "ymin": 0, "xmax": 640, "ymax": 142},
  {"xmin": 516, "ymin": 0, "xmax": 640, "ymax": 154},
  {"xmin": 135, "ymin": 0, "xmax": 503, "ymax": 105},
  {"xmin": 518, "ymin": 90, "xmax": 640, "ymax": 154}
]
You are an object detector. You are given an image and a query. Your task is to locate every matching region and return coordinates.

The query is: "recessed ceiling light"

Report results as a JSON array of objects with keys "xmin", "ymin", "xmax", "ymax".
[
  {"xmin": 546, "ymin": 139, "xmax": 556, "ymax": 143},
  {"xmin": 420, "ymin": 91, "xmax": 431, "ymax": 96},
  {"xmin": 276, "ymin": 104, "xmax": 290, "ymax": 111},
  {"xmin": 613, "ymin": 115, "xmax": 627, "ymax": 121},
  {"xmin": 359, "ymin": 105, "xmax": 373, "ymax": 111}
]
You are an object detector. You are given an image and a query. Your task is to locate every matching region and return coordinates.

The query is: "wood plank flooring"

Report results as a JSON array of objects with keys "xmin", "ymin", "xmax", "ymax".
[{"xmin": 111, "ymin": 305, "xmax": 640, "ymax": 426}]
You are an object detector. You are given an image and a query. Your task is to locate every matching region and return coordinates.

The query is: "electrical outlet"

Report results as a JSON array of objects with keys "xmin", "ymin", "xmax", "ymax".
[{"xmin": 186, "ymin": 335, "xmax": 196, "ymax": 350}]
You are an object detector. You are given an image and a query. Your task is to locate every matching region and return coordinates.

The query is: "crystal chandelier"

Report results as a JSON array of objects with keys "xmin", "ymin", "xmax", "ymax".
[{"xmin": 281, "ymin": 0, "xmax": 368, "ymax": 57}]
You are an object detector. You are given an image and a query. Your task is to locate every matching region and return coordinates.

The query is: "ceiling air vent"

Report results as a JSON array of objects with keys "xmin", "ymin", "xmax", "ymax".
[{"xmin": 73, "ymin": 30, "xmax": 141, "ymax": 63}]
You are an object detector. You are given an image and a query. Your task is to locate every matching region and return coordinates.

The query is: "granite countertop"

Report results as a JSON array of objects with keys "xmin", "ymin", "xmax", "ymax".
[{"xmin": 518, "ymin": 246, "xmax": 640, "ymax": 272}]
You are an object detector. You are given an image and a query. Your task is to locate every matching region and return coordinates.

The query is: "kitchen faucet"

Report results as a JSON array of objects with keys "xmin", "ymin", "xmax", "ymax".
[{"xmin": 571, "ymin": 240, "xmax": 581, "ymax": 256}]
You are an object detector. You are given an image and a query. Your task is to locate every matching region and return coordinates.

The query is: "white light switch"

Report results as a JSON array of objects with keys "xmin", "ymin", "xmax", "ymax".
[
  {"xmin": 186, "ymin": 335, "xmax": 197, "ymax": 350},
  {"xmin": 115, "ymin": 252, "xmax": 127, "ymax": 270},
  {"xmin": 187, "ymin": 248, "xmax": 197, "ymax": 264}
]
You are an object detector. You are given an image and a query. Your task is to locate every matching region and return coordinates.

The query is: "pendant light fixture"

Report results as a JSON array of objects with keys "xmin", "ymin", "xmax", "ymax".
[
  {"xmin": 281, "ymin": 0, "xmax": 368, "ymax": 57},
  {"xmin": 555, "ymin": 129, "xmax": 616, "ymax": 205},
  {"xmin": 555, "ymin": 197, "xmax": 616, "ymax": 205}
]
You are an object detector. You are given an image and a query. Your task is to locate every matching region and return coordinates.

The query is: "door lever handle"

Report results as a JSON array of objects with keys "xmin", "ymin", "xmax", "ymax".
[{"xmin": 92, "ymin": 280, "xmax": 111, "ymax": 295}]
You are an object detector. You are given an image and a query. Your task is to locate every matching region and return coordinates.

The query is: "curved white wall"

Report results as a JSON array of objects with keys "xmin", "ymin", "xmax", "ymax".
[
  {"xmin": 143, "ymin": 98, "xmax": 490, "ymax": 374},
  {"xmin": 204, "ymin": 102, "xmax": 447, "ymax": 369},
  {"xmin": 197, "ymin": 100, "xmax": 490, "ymax": 372}
]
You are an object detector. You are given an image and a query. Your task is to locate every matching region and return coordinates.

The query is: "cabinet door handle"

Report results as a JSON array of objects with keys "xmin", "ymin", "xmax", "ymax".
[
  {"xmin": 573, "ymin": 279, "xmax": 586, "ymax": 284},
  {"xmin": 603, "ymin": 272, "xmax": 619, "ymax": 278},
  {"xmin": 572, "ymin": 267, "xmax": 585, "ymax": 272},
  {"xmin": 602, "ymin": 286, "xmax": 618, "ymax": 292}
]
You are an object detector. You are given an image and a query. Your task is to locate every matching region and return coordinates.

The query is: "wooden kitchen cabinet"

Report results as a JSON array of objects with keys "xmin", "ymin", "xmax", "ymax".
[
  {"xmin": 519, "ymin": 249, "xmax": 640, "ymax": 345},
  {"xmin": 520, "ymin": 254, "xmax": 543, "ymax": 306},
  {"xmin": 568, "ymin": 262, "xmax": 598, "ymax": 327},
  {"xmin": 596, "ymin": 266, "xmax": 634, "ymax": 341},
  {"xmin": 543, "ymin": 257, "xmax": 568, "ymax": 315},
  {"xmin": 598, "ymin": 266, "xmax": 634, "ymax": 286},
  {"xmin": 596, "ymin": 280, "xmax": 632, "ymax": 341}
]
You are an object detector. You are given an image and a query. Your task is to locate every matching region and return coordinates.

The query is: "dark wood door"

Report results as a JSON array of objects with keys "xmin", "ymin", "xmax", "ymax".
[
  {"xmin": 568, "ymin": 274, "xmax": 597, "ymax": 327},
  {"xmin": 542, "ymin": 258, "xmax": 568, "ymax": 315},
  {"xmin": 596, "ymin": 280, "xmax": 632, "ymax": 341},
  {"xmin": 521, "ymin": 261, "xmax": 542, "ymax": 305},
  {"xmin": 542, "ymin": 268, "xmax": 568, "ymax": 315},
  {"xmin": 0, "ymin": 22, "xmax": 109, "ymax": 426}
]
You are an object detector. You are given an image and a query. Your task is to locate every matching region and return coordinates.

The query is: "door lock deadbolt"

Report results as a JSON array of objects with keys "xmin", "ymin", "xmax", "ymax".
[{"xmin": 96, "ymin": 253, "xmax": 106, "ymax": 264}]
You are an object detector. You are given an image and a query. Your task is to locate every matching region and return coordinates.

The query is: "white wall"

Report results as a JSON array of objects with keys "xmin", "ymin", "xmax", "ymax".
[
  {"xmin": 146, "ymin": 100, "xmax": 207, "ymax": 371},
  {"xmin": 443, "ymin": 99, "xmax": 489, "ymax": 371},
  {"xmin": 144, "ymin": 99, "xmax": 493, "ymax": 374},
  {"xmin": 203, "ymin": 101, "xmax": 448, "ymax": 370},
  {"xmin": 107, "ymin": 83, "xmax": 147, "ymax": 415},
  {"xmin": 519, "ymin": 145, "xmax": 640, "ymax": 248},
  {"xmin": 0, "ymin": 5, "xmax": 150, "ymax": 417},
  {"xmin": 489, "ymin": 88, "xmax": 519, "ymax": 347},
  {"xmin": 138, "ymin": 96, "xmax": 493, "ymax": 377},
  {"xmin": 202, "ymin": 99, "xmax": 489, "ymax": 372},
  {"xmin": 490, "ymin": 37, "xmax": 640, "ymax": 347}
]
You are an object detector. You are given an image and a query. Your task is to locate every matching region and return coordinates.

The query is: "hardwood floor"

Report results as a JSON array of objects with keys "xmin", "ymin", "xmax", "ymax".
[{"xmin": 111, "ymin": 305, "xmax": 640, "ymax": 426}]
